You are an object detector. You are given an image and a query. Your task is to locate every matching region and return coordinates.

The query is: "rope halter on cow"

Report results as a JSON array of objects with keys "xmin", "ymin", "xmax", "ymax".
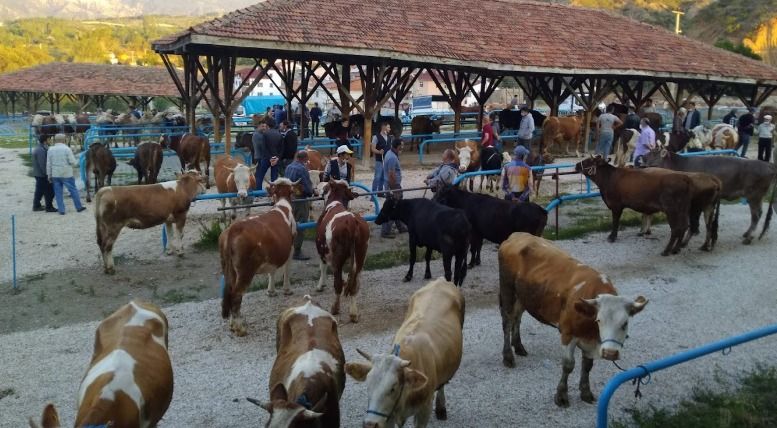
[{"xmin": 365, "ymin": 345, "xmax": 405, "ymax": 421}]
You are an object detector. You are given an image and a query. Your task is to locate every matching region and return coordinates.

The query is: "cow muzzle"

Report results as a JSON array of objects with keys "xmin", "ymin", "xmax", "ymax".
[
  {"xmin": 601, "ymin": 348, "xmax": 619, "ymax": 361},
  {"xmin": 363, "ymin": 422, "xmax": 382, "ymax": 428}
]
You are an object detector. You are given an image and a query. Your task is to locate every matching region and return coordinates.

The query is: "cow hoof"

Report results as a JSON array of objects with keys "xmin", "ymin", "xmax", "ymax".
[
  {"xmin": 637, "ymin": 231, "xmax": 644, "ymax": 237},
  {"xmin": 514, "ymin": 344, "xmax": 528, "ymax": 357},
  {"xmin": 165, "ymin": 249, "xmax": 174, "ymax": 256},
  {"xmin": 331, "ymin": 305, "xmax": 340, "ymax": 316},
  {"xmin": 315, "ymin": 286, "xmax": 325, "ymax": 293},
  {"xmin": 743, "ymin": 237, "xmax": 753, "ymax": 245},
  {"xmin": 555, "ymin": 392, "xmax": 570, "ymax": 408},
  {"xmin": 645, "ymin": 230, "xmax": 652, "ymax": 236},
  {"xmin": 283, "ymin": 289, "xmax": 293, "ymax": 296},
  {"xmin": 660, "ymin": 251, "xmax": 670, "ymax": 257},
  {"xmin": 607, "ymin": 235, "xmax": 617, "ymax": 243},
  {"xmin": 86, "ymin": 198, "xmax": 92, "ymax": 203},
  {"xmin": 502, "ymin": 355, "xmax": 516, "ymax": 368},
  {"xmin": 581, "ymin": 391, "xmax": 596, "ymax": 404},
  {"xmin": 403, "ymin": 275, "xmax": 412, "ymax": 283},
  {"xmin": 467, "ymin": 262, "xmax": 476, "ymax": 269},
  {"xmin": 267, "ymin": 289, "xmax": 277, "ymax": 297},
  {"xmin": 700, "ymin": 244, "xmax": 711, "ymax": 252},
  {"xmin": 104, "ymin": 267, "xmax": 116, "ymax": 275},
  {"xmin": 424, "ymin": 272, "xmax": 432, "ymax": 280},
  {"xmin": 349, "ymin": 313, "xmax": 360, "ymax": 323},
  {"xmin": 435, "ymin": 408, "xmax": 448, "ymax": 420}
]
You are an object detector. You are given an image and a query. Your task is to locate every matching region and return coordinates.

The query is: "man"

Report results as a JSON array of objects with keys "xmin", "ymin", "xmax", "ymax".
[
  {"xmin": 517, "ymin": 107, "xmax": 534, "ymax": 148},
  {"xmin": 254, "ymin": 122, "xmax": 283, "ymax": 189},
  {"xmin": 47, "ymin": 133, "xmax": 86, "ymax": 215},
  {"xmin": 509, "ymin": 95, "xmax": 520, "ymax": 109},
  {"xmin": 623, "ymin": 106, "xmax": 641, "ymax": 130},
  {"xmin": 323, "ymin": 145, "xmax": 354, "ymax": 183},
  {"xmin": 424, "ymin": 149, "xmax": 459, "ymax": 191},
  {"xmin": 335, "ymin": 117, "xmax": 351, "ymax": 149},
  {"xmin": 639, "ymin": 98, "xmax": 656, "ymax": 114},
  {"xmin": 737, "ymin": 107, "xmax": 756, "ymax": 158},
  {"xmin": 285, "ymin": 150, "xmax": 315, "ymax": 260},
  {"xmin": 371, "ymin": 121, "xmax": 391, "ymax": 192},
  {"xmin": 633, "ymin": 118, "xmax": 656, "ymax": 167},
  {"xmin": 310, "ymin": 102, "xmax": 322, "ymax": 137},
  {"xmin": 274, "ymin": 105, "xmax": 286, "ymax": 127},
  {"xmin": 501, "ymin": 145, "xmax": 533, "ymax": 202},
  {"xmin": 480, "ymin": 113, "xmax": 499, "ymax": 162},
  {"xmin": 279, "ymin": 120, "xmax": 298, "ymax": 174},
  {"xmin": 381, "ymin": 139, "xmax": 407, "ymax": 238},
  {"xmin": 31, "ymin": 135, "xmax": 56, "ymax": 212},
  {"xmin": 684, "ymin": 102, "xmax": 701, "ymax": 130},
  {"xmin": 596, "ymin": 106, "xmax": 623, "ymax": 157},
  {"xmin": 722, "ymin": 109, "xmax": 738, "ymax": 127},
  {"xmin": 756, "ymin": 115, "xmax": 775, "ymax": 162}
]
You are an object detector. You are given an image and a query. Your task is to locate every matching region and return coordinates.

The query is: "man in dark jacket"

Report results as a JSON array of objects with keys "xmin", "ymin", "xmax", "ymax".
[
  {"xmin": 279, "ymin": 120, "xmax": 298, "ymax": 175},
  {"xmin": 285, "ymin": 150, "xmax": 315, "ymax": 260},
  {"xmin": 737, "ymin": 107, "xmax": 756, "ymax": 158},
  {"xmin": 623, "ymin": 106, "xmax": 641, "ymax": 130},
  {"xmin": 31, "ymin": 136, "xmax": 56, "ymax": 212},
  {"xmin": 722, "ymin": 109, "xmax": 738, "ymax": 127},
  {"xmin": 684, "ymin": 101, "xmax": 701, "ymax": 130},
  {"xmin": 310, "ymin": 102, "xmax": 322, "ymax": 137},
  {"xmin": 254, "ymin": 122, "xmax": 283, "ymax": 189}
]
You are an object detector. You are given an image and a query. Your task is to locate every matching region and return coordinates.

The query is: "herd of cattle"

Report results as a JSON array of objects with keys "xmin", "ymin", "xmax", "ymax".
[{"xmin": 24, "ymin": 104, "xmax": 777, "ymax": 427}]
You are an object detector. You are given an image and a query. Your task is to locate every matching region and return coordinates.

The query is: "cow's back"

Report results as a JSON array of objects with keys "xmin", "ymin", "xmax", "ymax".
[
  {"xmin": 405, "ymin": 199, "xmax": 470, "ymax": 246},
  {"xmin": 666, "ymin": 155, "xmax": 776, "ymax": 200},
  {"xmin": 316, "ymin": 203, "xmax": 369, "ymax": 262},
  {"xmin": 558, "ymin": 116, "xmax": 581, "ymax": 138},
  {"xmin": 603, "ymin": 167, "xmax": 691, "ymax": 211},
  {"xmin": 95, "ymin": 184, "xmax": 187, "ymax": 228},
  {"xmin": 223, "ymin": 210, "xmax": 294, "ymax": 272},
  {"xmin": 411, "ymin": 116, "xmax": 430, "ymax": 134}
]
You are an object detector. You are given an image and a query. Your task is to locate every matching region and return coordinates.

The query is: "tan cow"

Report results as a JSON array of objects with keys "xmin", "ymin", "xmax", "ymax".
[
  {"xmin": 709, "ymin": 123, "xmax": 739, "ymax": 150},
  {"xmin": 315, "ymin": 180, "xmax": 370, "ymax": 322},
  {"xmin": 220, "ymin": 178, "xmax": 299, "ymax": 336},
  {"xmin": 214, "ymin": 156, "xmax": 257, "ymax": 220},
  {"xmin": 94, "ymin": 171, "xmax": 206, "ymax": 274},
  {"xmin": 499, "ymin": 232, "xmax": 647, "ymax": 407},
  {"xmin": 29, "ymin": 301, "xmax": 173, "ymax": 428},
  {"xmin": 248, "ymin": 296, "xmax": 346, "ymax": 427},
  {"xmin": 304, "ymin": 145, "xmax": 326, "ymax": 171},
  {"xmin": 346, "ymin": 278, "xmax": 465, "ymax": 427},
  {"xmin": 543, "ymin": 116, "xmax": 582, "ymax": 156}
]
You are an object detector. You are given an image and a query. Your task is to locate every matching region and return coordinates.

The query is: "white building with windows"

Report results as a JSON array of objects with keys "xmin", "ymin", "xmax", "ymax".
[{"xmin": 234, "ymin": 68, "xmax": 282, "ymax": 98}]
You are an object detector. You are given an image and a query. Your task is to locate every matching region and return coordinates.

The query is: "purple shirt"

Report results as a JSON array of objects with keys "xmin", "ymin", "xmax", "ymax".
[{"xmin": 634, "ymin": 126, "xmax": 656, "ymax": 157}]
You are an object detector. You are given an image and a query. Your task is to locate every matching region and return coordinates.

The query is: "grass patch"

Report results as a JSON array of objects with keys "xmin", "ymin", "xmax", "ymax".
[
  {"xmin": 613, "ymin": 365, "xmax": 777, "ymax": 428},
  {"xmin": 363, "ymin": 247, "xmax": 440, "ymax": 271},
  {"xmin": 0, "ymin": 137, "xmax": 28, "ymax": 149},
  {"xmin": 194, "ymin": 219, "xmax": 224, "ymax": 251},
  {"xmin": 545, "ymin": 210, "xmax": 667, "ymax": 241},
  {"xmin": 160, "ymin": 288, "xmax": 198, "ymax": 305},
  {"xmin": 0, "ymin": 388, "xmax": 15, "ymax": 400}
]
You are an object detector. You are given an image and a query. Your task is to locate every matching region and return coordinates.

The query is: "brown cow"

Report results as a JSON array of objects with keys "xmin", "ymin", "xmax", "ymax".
[
  {"xmin": 455, "ymin": 140, "xmax": 480, "ymax": 191},
  {"xmin": 214, "ymin": 156, "xmax": 257, "ymax": 220},
  {"xmin": 543, "ymin": 116, "xmax": 581, "ymax": 156},
  {"xmin": 346, "ymin": 278, "xmax": 465, "ymax": 426},
  {"xmin": 85, "ymin": 142, "xmax": 117, "ymax": 203},
  {"xmin": 499, "ymin": 232, "xmax": 647, "ymax": 407},
  {"xmin": 576, "ymin": 156, "xmax": 693, "ymax": 256},
  {"xmin": 304, "ymin": 145, "xmax": 326, "ymax": 171},
  {"xmin": 128, "ymin": 141, "xmax": 163, "ymax": 185},
  {"xmin": 29, "ymin": 300, "xmax": 173, "ymax": 427},
  {"xmin": 163, "ymin": 133, "xmax": 211, "ymax": 188},
  {"xmin": 220, "ymin": 178, "xmax": 299, "ymax": 336},
  {"xmin": 709, "ymin": 124, "xmax": 739, "ymax": 150},
  {"xmin": 94, "ymin": 171, "xmax": 206, "ymax": 274},
  {"xmin": 410, "ymin": 116, "xmax": 443, "ymax": 152},
  {"xmin": 248, "ymin": 296, "xmax": 345, "ymax": 427},
  {"xmin": 315, "ymin": 180, "xmax": 370, "ymax": 323}
]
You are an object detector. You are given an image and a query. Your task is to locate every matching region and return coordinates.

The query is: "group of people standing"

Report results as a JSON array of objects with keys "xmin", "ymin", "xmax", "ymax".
[
  {"xmin": 720, "ymin": 107, "xmax": 774, "ymax": 162},
  {"xmin": 31, "ymin": 134, "xmax": 86, "ymax": 215}
]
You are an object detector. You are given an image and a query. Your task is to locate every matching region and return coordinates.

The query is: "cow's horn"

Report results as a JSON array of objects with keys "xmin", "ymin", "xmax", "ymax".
[
  {"xmin": 293, "ymin": 179, "xmax": 302, "ymax": 185},
  {"xmin": 356, "ymin": 348, "xmax": 373, "ymax": 362},
  {"xmin": 246, "ymin": 397, "xmax": 272, "ymax": 411}
]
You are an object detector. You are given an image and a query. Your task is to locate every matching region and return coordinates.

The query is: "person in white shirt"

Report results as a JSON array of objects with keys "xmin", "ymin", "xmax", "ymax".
[
  {"xmin": 756, "ymin": 115, "xmax": 775, "ymax": 162},
  {"xmin": 46, "ymin": 133, "xmax": 85, "ymax": 215}
]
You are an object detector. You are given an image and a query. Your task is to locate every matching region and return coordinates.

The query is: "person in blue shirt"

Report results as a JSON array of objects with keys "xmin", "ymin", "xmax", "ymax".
[
  {"xmin": 284, "ymin": 150, "xmax": 315, "ymax": 260},
  {"xmin": 381, "ymin": 139, "xmax": 408, "ymax": 238}
]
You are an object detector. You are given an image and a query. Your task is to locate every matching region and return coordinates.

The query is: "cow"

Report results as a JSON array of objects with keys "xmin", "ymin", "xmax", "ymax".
[
  {"xmin": 643, "ymin": 148, "xmax": 777, "ymax": 243},
  {"xmin": 409, "ymin": 116, "xmax": 443, "ymax": 152},
  {"xmin": 479, "ymin": 146, "xmax": 503, "ymax": 193},
  {"xmin": 575, "ymin": 156, "xmax": 694, "ymax": 256},
  {"xmin": 29, "ymin": 300, "xmax": 173, "ymax": 427},
  {"xmin": 214, "ymin": 156, "xmax": 257, "ymax": 221},
  {"xmin": 220, "ymin": 178, "xmax": 299, "ymax": 336},
  {"xmin": 94, "ymin": 171, "xmax": 206, "ymax": 274},
  {"xmin": 247, "ymin": 296, "xmax": 345, "ymax": 428},
  {"xmin": 498, "ymin": 232, "xmax": 647, "ymax": 407},
  {"xmin": 36, "ymin": 115, "xmax": 59, "ymax": 142},
  {"xmin": 128, "ymin": 141, "xmax": 164, "ymax": 185},
  {"xmin": 304, "ymin": 146, "xmax": 326, "ymax": 171},
  {"xmin": 235, "ymin": 131, "xmax": 255, "ymax": 159},
  {"xmin": 73, "ymin": 113, "xmax": 91, "ymax": 148},
  {"xmin": 84, "ymin": 142, "xmax": 117, "ymax": 203},
  {"xmin": 614, "ymin": 128, "xmax": 640, "ymax": 167},
  {"xmin": 499, "ymin": 108, "xmax": 546, "ymax": 131},
  {"xmin": 114, "ymin": 113, "xmax": 141, "ymax": 147},
  {"xmin": 350, "ymin": 114, "xmax": 403, "ymax": 140},
  {"xmin": 433, "ymin": 185, "xmax": 547, "ymax": 267},
  {"xmin": 162, "ymin": 133, "xmax": 211, "ymax": 188},
  {"xmin": 454, "ymin": 140, "xmax": 480, "ymax": 191},
  {"xmin": 709, "ymin": 124, "xmax": 739, "ymax": 150},
  {"xmin": 346, "ymin": 278, "xmax": 465, "ymax": 427},
  {"xmin": 667, "ymin": 129, "xmax": 693, "ymax": 153},
  {"xmin": 543, "ymin": 116, "xmax": 582, "ymax": 156},
  {"xmin": 315, "ymin": 180, "xmax": 370, "ymax": 323},
  {"xmin": 375, "ymin": 198, "xmax": 470, "ymax": 286}
]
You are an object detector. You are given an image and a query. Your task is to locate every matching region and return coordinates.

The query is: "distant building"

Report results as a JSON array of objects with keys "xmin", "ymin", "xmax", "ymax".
[{"xmin": 234, "ymin": 67, "xmax": 282, "ymax": 98}]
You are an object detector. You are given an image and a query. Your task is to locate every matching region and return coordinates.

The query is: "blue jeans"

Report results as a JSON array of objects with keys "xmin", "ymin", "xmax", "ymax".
[
  {"xmin": 256, "ymin": 159, "xmax": 279, "ymax": 190},
  {"xmin": 596, "ymin": 132, "xmax": 614, "ymax": 157},
  {"xmin": 52, "ymin": 177, "xmax": 83, "ymax": 214},
  {"xmin": 738, "ymin": 133, "xmax": 751, "ymax": 157},
  {"xmin": 372, "ymin": 160, "xmax": 385, "ymax": 192}
]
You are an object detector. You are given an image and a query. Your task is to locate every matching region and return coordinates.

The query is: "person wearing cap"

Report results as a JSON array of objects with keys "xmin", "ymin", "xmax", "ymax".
[
  {"xmin": 756, "ymin": 115, "xmax": 775, "ymax": 162},
  {"xmin": 324, "ymin": 145, "xmax": 354, "ymax": 183},
  {"xmin": 381, "ymin": 138, "xmax": 408, "ymax": 238},
  {"xmin": 31, "ymin": 135, "xmax": 56, "ymax": 212},
  {"xmin": 517, "ymin": 107, "xmax": 534, "ymax": 148},
  {"xmin": 285, "ymin": 150, "xmax": 316, "ymax": 260},
  {"xmin": 737, "ymin": 107, "xmax": 756, "ymax": 157},
  {"xmin": 424, "ymin": 149, "xmax": 459, "ymax": 192},
  {"xmin": 672, "ymin": 107, "xmax": 687, "ymax": 133},
  {"xmin": 46, "ymin": 133, "xmax": 86, "ymax": 215},
  {"xmin": 501, "ymin": 145, "xmax": 533, "ymax": 202}
]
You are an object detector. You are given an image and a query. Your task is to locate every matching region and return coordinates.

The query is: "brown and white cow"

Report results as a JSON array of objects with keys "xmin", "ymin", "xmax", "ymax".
[
  {"xmin": 346, "ymin": 278, "xmax": 465, "ymax": 427},
  {"xmin": 614, "ymin": 128, "xmax": 640, "ymax": 168},
  {"xmin": 247, "ymin": 296, "xmax": 346, "ymax": 427},
  {"xmin": 498, "ymin": 232, "xmax": 648, "ymax": 407},
  {"xmin": 315, "ymin": 180, "xmax": 370, "ymax": 323},
  {"xmin": 709, "ymin": 123, "xmax": 739, "ymax": 150},
  {"xmin": 214, "ymin": 156, "xmax": 257, "ymax": 220},
  {"xmin": 219, "ymin": 178, "xmax": 299, "ymax": 336},
  {"xmin": 29, "ymin": 301, "xmax": 173, "ymax": 428},
  {"xmin": 94, "ymin": 171, "xmax": 206, "ymax": 274},
  {"xmin": 85, "ymin": 142, "xmax": 117, "ymax": 203},
  {"xmin": 162, "ymin": 133, "xmax": 211, "ymax": 188}
]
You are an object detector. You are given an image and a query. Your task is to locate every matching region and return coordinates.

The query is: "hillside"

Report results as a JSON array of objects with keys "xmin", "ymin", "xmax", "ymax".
[{"xmin": 0, "ymin": 0, "xmax": 258, "ymax": 20}]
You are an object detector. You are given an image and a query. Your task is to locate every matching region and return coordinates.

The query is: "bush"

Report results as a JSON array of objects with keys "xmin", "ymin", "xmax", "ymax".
[{"xmin": 194, "ymin": 219, "xmax": 223, "ymax": 251}]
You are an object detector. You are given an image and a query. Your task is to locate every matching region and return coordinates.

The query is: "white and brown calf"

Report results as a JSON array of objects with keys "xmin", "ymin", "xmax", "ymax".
[{"xmin": 214, "ymin": 156, "xmax": 257, "ymax": 220}]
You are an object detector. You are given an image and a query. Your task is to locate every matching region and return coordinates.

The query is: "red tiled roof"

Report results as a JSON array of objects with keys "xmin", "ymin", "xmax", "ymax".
[
  {"xmin": 153, "ymin": 0, "xmax": 777, "ymax": 85},
  {"xmin": 0, "ymin": 63, "xmax": 182, "ymax": 98}
]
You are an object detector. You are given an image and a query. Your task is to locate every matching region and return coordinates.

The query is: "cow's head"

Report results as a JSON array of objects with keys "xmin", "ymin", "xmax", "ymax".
[
  {"xmin": 28, "ymin": 403, "xmax": 60, "ymax": 428},
  {"xmin": 642, "ymin": 147, "xmax": 669, "ymax": 167},
  {"xmin": 430, "ymin": 119, "xmax": 443, "ymax": 133},
  {"xmin": 267, "ymin": 177, "xmax": 299, "ymax": 203},
  {"xmin": 575, "ymin": 294, "xmax": 648, "ymax": 360},
  {"xmin": 346, "ymin": 349, "xmax": 428, "ymax": 428},
  {"xmin": 432, "ymin": 184, "xmax": 458, "ymax": 205},
  {"xmin": 322, "ymin": 180, "xmax": 357, "ymax": 205},
  {"xmin": 247, "ymin": 383, "xmax": 324, "ymax": 428},
  {"xmin": 374, "ymin": 197, "xmax": 399, "ymax": 225},
  {"xmin": 226, "ymin": 163, "xmax": 256, "ymax": 198},
  {"xmin": 456, "ymin": 146, "xmax": 473, "ymax": 172},
  {"xmin": 176, "ymin": 170, "xmax": 207, "ymax": 196},
  {"xmin": 574, "ymin": 155, "xmax": 608, "ymax": 177}
]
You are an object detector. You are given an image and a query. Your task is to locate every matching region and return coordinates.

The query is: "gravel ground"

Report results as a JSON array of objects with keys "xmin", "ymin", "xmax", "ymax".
[{"xmin": 3, "ymin": 204, "xmax": 777, "ymax": 427}]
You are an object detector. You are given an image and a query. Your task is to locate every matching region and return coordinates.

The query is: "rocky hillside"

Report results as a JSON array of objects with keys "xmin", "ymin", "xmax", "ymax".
[{"xmin": 0, "ymin": 0, "xmax": 258, "ymax": 20}]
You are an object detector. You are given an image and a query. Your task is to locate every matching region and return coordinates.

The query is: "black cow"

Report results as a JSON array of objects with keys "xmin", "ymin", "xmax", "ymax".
[
  {"xmin": 349, "ymin": 114, "xmax": 402, "ymax": 139},
  {"xmin": 234, "ymin": 131, "xmax": 254, "ymax": 159},
  {"xmin": 375, "ymin": 197, "xmax": 470, "ymax": 286},
  {"xmin": 434, "ymin": 186, "xmax": 547, "ymax": 267},
  {"xmin": 128, "ymin": 142, "xmax": 164, "ymax": 184},
  {"xmin": 499, "ymin": 109, "xmax": 546, "ymax": 131}
]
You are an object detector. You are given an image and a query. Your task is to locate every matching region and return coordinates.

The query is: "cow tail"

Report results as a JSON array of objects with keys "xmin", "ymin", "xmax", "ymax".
[
  {"xmin": 220, "ymin": 236, "xmax": 234, "ymax": 319},
  {"xmin": 758, "ymin": 174, "xmax": 777, "ymax": 240},
  {"xmin": 712, "ymin": 195, "xmax": 721, "ymax": 245},
  {"xmin": 94, "ymin": 190, "xmax": 104, "ymax": 248}
]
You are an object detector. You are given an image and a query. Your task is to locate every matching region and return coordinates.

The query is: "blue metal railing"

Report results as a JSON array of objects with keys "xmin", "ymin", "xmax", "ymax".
[
  {"xmin": 418, "ymin": 133, "xmax": 482, "ymax": 164},
  {"xmin": 597, "ymin": 323, "xmax": 777, "ymax": 428}
]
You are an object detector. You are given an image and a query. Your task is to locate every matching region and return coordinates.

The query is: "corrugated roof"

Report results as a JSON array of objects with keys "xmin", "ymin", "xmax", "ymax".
[
  {"xmin": 0, "ymin": 63, "xmax": 182, "ymax": 98},
  {"xmin": 153, "ymin": 0, "xmax": 777, "ymax": 85}
]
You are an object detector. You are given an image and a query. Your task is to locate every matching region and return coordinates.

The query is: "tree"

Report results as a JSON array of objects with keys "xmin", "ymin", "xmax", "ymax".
[{"xmin": 715, "ymin": 39, "xmax": 763, "ymax": 60}]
